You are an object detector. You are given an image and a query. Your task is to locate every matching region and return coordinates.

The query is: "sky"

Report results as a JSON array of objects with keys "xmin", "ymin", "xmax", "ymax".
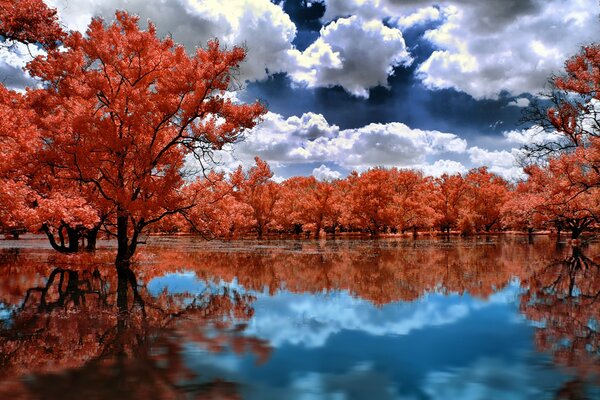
[{"xmin": 2, "ymin": 0, "xmax": 599, "ymax": 181}]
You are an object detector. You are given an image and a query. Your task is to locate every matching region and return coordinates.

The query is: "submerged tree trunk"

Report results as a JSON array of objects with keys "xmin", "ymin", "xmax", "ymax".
[
  {"xmin": 116, "ymin": 211, "xmax": 138, "ymax": 270},
  {"xmin": 42, "ymin": 224, "xmax": 80, "ymax": 253},
  {"xmin": 85, "ymin": 225, "xmax": 100, "ymax": 251}
]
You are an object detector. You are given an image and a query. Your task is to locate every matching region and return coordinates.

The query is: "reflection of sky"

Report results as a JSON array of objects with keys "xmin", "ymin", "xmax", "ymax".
[{"xmin": 148, "ymin": 272, "xmax": 594, "ymax": 399}]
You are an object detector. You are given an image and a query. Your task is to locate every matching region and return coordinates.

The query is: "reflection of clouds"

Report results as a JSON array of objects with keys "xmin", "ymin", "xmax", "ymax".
[
  {"xmin": 148, "ymin": 271, "xmax": 522, "ymax": 349},
  {"xmin": 422, "ymin": 356, "xmax": 568, "ymax": 400},
  {"xmin": 246, "ymin": 288, "xmax": 513, "ymax": 348},
  {"xmin": 147, "ymin": 272, "xmax": 243, "ymax": 295},
  {"xmin": 186, "ymin": 353, "xmax": 418, "ymax": 400},
  {"xmin": 289, "ymin": 364, "xmax": 409, "ymax": 400}
]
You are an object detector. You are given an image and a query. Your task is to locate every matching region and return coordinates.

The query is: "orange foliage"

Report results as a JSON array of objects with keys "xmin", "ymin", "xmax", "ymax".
[{"xmin": 0, "ymin": 0, "xmax": 65, "ymax": 48}]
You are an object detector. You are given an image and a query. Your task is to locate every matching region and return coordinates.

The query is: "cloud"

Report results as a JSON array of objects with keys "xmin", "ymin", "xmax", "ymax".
[
  {"xmin": 312, "ymin": 165, "xmax": 342, "ymax": 181},
  {"xmin": 393, "ymin": 6, "xmax": 441, "ymax": 29},
  {"xmin": 420, "ymin": 159, "xmax": 467, "ymax": 177},
  {"xmin": 217, "ymin": 111, "xmax": 468, "ymax": 173},
  {"xmin": 502, "ymin": 126, "xmax": 561, "ymax": 146},
  {"xmin": 0, "ymin": 43, "xmax": 45, "ymax": 90},
  {"xmin": 467, "ymin": 147, "xmax": 524, "ymax": 180},
  {"xmin": 507, "ymin": 98, "xmax": 530, "ymax": 108},
  {"xmin": 415, "ymin": 1, "xmax": 600, "ymax": 99},
  {"xmin": 423, "ymin": 357, "xmax": 568, "ymax": 400},
  {"xmin": 289, "ymin": 15, "xmax": 412, "ymax": 97},
  {"xmin": 47, "ymin": 0, "xmax": 413, "ymax": 97},
  {"xmin": 246, "ymin": 291, "xmax": 473, "ymax": 348},
  {"xmin": 322, "ymin": 0, "xmax": 600, "ymax": 99}
]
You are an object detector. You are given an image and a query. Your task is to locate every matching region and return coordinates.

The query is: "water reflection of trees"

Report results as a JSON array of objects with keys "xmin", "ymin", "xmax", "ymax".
[
  {"xmin": 520, "ymin": 246, "xmax": 600, "ymax": 386},
  {"xmin": 0, "ymin": 252, "xmax": 270, "ymax": 399},
  {"xmin": 0, "ymin": 239, "xmax": 599, "ymax": 398},
  {"xmin": 151, "ymin": 239, "xmax": 554, "ymax": 305}
]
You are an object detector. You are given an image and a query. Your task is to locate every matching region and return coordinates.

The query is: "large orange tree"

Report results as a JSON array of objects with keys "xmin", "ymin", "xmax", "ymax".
[{"xmin": 23, "ymin": 12, "xmax": 265, "ymax": 267}]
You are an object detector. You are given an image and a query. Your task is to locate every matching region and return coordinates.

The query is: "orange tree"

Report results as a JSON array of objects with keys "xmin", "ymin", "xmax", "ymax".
[{"xmin": 25, "ymin": 12, "xmax": 265, "ymax": 267}]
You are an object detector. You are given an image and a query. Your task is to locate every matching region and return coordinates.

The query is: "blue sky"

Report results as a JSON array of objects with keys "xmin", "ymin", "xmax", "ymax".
[{"xmin": 2, "ymin": 0, "xmax": 598, "ymax": 180}]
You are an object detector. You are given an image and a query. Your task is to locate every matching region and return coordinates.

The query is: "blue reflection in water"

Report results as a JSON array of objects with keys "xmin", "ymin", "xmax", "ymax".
[{"xmin": 148, "ymin": 271, "xmax": 591, "ymax": 400}]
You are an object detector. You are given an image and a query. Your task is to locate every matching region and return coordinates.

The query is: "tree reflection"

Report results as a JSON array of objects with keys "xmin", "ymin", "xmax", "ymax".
[
  {"xmin": 0, "ymin": 253, "xmax": 270, "ymax": 399},
  {"xmin": 520, "ymin": 245, "xmax": 600, "ymax": 388},
  {"xmin": 151, "ymin": 239, "xmax": 553, "ymax": 305},
  {"xmin": 0, "ymin": 238, "xmax": 598, "ymax": 398}
]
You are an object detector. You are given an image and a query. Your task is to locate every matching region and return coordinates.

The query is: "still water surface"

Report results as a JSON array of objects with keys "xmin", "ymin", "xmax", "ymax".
[{"xmin": 0, "ymin": 236, "xmax": 598, "ymax": 399}]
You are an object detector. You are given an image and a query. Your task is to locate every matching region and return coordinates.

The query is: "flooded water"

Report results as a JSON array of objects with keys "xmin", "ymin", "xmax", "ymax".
[{"xmin": 0, "ymin": 235, "xmax": 598, "ymax": 399}]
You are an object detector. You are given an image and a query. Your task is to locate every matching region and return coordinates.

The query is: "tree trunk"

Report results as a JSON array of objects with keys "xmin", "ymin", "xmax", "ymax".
[
  {"xmin": 116, "ymin": 212, "xmax": 132, "ymax": 270},
  {"xmin": 42, "ymin": 224, "xmax": 80, "ymax": 253},
  {"xmin": 86, "ymin": 226, "xmax": 99, "ymax": 251}
]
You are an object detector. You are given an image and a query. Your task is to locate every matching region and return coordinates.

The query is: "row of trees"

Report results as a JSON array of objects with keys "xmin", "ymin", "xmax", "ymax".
[{"xmin": 150, "ymin": 157, "xmax": 599, "ymax": 240}]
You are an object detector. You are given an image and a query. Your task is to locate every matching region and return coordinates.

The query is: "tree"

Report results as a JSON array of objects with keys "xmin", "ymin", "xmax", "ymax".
[
  {"xmin": 520, "ymin": 247, "xmax": 600, "ymax": 380},
  {"xmin": 523, "ymin": 44, "xmax": 600, "ymax": 190},
  {"xmin": 517, "ymin": 158, "xmax": 600, "ymax": 239},
  {"xmin": 432, "ymin": 173, "xmax": 467, "ymax": 234},
  {"xmin": 346, "ymin": 168, "xmax": 398, "ymax": 235},
  {"xmin": 230, "ymin": 157, "xmax": 279, "ymax": 239},
  {"xmin": 26, "ymin": 12, "xmax": 265, "ymax": 266},
  {"xmin": 462, "ymin": 167, "xmax": 510, "ymax": 233},
  {"xmin": 391, "ymin": 170, "xmax": 437, "ymax": 236},
  {"xmin": 500, "ymin": 179, "xmax": 548, "ymax": 235}
]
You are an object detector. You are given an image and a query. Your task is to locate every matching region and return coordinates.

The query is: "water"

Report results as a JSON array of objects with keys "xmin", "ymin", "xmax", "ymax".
[{"xmin": 0, "ymin": 235, "xmax": 598, "ymax": 399}]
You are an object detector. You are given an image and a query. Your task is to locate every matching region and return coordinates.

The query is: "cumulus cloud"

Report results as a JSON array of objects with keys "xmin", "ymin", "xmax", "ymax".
[
  {"xmin": 423, "ymin": 357, "xmax": 568, "ymax": 399},
  {"xmin": 323, "ymin": 0, "xmax": 600, "ymax": 99},
  {"xmin": 420, "ymin": 159, "xmax": 467, "ymax": 177},
  {"xmin": 312, "ymin": 165, "xmax": 342, "ymax": 181},
  {"xmin": 289, "ymin": 16, "xmax": 412, "ymax": 97},
  {"xmin": 416, "ymin": 1, "xmax": 600, "ymax": 99},
  {"xmin": 393, "ymin": 6, "xmax": 441, "ymax": 29},
  {"xmin": 217, "ymin": 111, "xmax": 468, "ymax": 173},
  {"xmin": 247, "ymin": 291, "xmax": 473, "ymax": 348},
  {"xmin": 467, "ymin": 147, "xmax": 524, "ymax": 180},
  {"xmin": 502, "ymin": 126, "xmax": 561, "ymax": 146},
  {"xmin": 46, "ymin": 0, "xmax": 414, "ymax": 97}
]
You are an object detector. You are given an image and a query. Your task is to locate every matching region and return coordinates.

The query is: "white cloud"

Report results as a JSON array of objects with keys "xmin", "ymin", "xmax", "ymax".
[
  {"xmin": 312, "ymin": 165, "xmax": 342, "ymax": 181},
  {"xmin": 289, "ymin": 16, "xmax": 412, "ymax": 97},
  {"xmin": 393, "ymin": 6, "xmax": 441, "ymax": 29},
  {"xmin": 323, "ymin": 0, "xmax": 600, "ymax": 99},
  {"xmin": 416, "ymin": 1, "xmax": 600, "ymax": 99},
  {"xmin": 502, "ymin": 126, "xmax": 562, "ymax": 147},
  {"xmin": 467, "ymin": 147, "xmax": 524, "ymax": 180},
  {"xmin": 47, "ymin": 0, "xmax": 413, "ymax": 97},
  {"xmin": 217, "ymin": 111, "xmax": 468, "ymax": 173},
  {"xmin": 423, "ymin": 357, "xmax": 568, "ymax": 400},
  {"xmin": 420, "ymin": 159, "xmax": 467, "ymax": 177},
  {"xmin": 247, "ymin": 291, "xmax": 472, "ymax": 348},
  {"xmin": 0, "ymin": 43, "xmax": 45, "ymax": 90}
]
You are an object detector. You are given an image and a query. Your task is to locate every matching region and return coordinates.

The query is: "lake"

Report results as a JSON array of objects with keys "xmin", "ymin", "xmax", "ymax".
[{"xmin": 0, "ymin": 235, "xmax": 598, "ymax": 399}]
